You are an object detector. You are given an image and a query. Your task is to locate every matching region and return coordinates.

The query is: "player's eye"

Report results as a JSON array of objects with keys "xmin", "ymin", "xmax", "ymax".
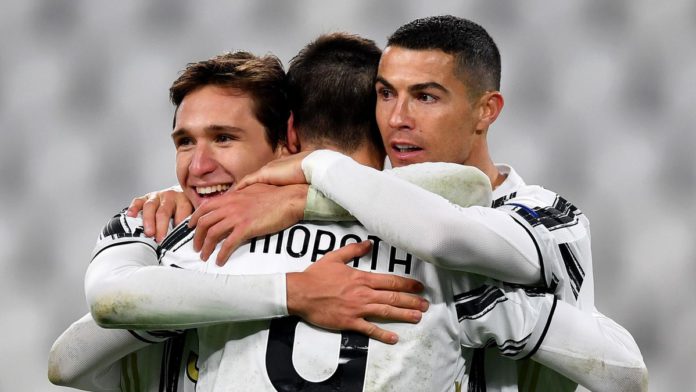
[
  {"xmin": 377, "ymin": 87, "xmax": 394, "ymax": 100},
  {"xmin": 215, "ymin": 134, "xmax": 237, "ymax": 143},
  {"xmin": 417, "ymin": 93, "xmax": 437, "ymax": 103},
  {"xmin": 174, "ymin": 137, "xmax": 194, "ymax": 149}
]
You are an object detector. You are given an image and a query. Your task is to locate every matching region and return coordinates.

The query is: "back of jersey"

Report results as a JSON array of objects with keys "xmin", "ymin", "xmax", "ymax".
[{"xmin": 164, "ymin": 220, "xmax": 467, "ymax": 392}]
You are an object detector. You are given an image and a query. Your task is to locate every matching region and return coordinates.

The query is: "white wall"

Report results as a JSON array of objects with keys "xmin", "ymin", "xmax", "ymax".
[{"xmin": 1, "ymin": 1, "xmax": 692, "ymax": 390}]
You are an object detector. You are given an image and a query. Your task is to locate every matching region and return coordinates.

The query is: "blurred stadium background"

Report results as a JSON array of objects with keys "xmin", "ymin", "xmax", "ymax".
[{"xmin": 1, "ymin": 1, "xmax": 694, "ymax": 390}]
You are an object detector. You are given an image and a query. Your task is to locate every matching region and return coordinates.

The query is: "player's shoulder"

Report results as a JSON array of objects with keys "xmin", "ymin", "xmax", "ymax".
[
  {"xmin": 496, "ymin": 184, "xmax": 581, "ymax": 213},
  {"xmin": 91, "ymin": 207, "xmax": 155, "ymax": 261},
  {"xmin": 98, "ymin": 207, "xmax": 147, "ymax": 241}
]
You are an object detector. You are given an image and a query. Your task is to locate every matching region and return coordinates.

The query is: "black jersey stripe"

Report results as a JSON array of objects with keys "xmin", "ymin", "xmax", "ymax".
[
  {"xmin": 497, "ymin": 334, "xmax": 531, "ymax": 357},
  {"xmin": 508, "ymin": 201, "xmax": 580, "ymax": 232},
  {"xmin": 91, "ymin": 240, "xmax": 157, "ymax": 262},
  {"xmin": 159, "ymin": 335, "xmax": 186, "ymax": 392},
  {"xmin": 128, "ymin": 330, "xmax": 160, "ymax": 344},
  {"xmin": 521, "ymin": 296, "xmax": 558, "ymax": 360},
  {"xmin": 102, "ymin": 210, "xmax": 130, "ymax": 238},
  {"xmin": 467, "ymin": 348, "xmax": 487, "ymax": 392},
  {"xmin": 455, "ymin": 285, "xmax": 508, "ymax": 321},
  {"xmin": 558, "ymin": 243, "xmax": 585, "ymax": 299},
  {"xmin": 509, "ymin": 215, "xmax": 546, "ymax": 289},
  {"xmin": 492, "ymin": 192, "xmax": 517, "ymax": 208},
  {"xmin": 159, "ymin": 219, "xmax": 194, "ymax": 260},
  {"xmin": 453, "ymin": 284, "xmax": 495, "ymax": 302}
]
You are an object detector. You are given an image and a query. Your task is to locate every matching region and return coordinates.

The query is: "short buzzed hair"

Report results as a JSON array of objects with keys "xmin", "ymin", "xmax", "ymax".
[
  {"xmin": 169, "ymin": 51, "xmax": 289, "ymax": 149},
  {"xmin": 388, "ymin": 15, "xmax": 501, "ymax": 99},
  {"xmin": 286, "ymin": 32, "xmax": 383, "ymax": 153}
]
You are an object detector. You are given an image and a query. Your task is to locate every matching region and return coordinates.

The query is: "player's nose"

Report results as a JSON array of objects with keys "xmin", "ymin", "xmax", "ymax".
[
  {"xmin": 387, "ymin": 98, "xmax": 415, "ymax": 130},
  {"xmin": 189, "ymin": 143, "xmax": 217, "ymax": 176}
]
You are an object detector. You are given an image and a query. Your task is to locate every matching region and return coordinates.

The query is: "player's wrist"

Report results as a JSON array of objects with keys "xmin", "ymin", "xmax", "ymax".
[
  {"xmin": 285, "ymin": 272, "xmax": 306, "ymax": 317},
  {"xmin": 286, "ymin": 184, "xmax": 308, "ymax": 222}
]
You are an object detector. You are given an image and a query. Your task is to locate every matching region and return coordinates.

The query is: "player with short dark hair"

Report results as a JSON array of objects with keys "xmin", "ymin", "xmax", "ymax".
[
  {"xmin": 48, "ymin": 48, "xmax": 432, "ymax": 391},
  {"xmin": 286, "ymin": 32, "xmax": 383, "ymax": 153},
  {"xmin": 205, "ymin": 16, "xmax": 648, "ymax": 391},
  {"xmin": 170, "ymin": 51, "xmax": 289, "ymax": 150},
  {"xmin": 388, "ymin": 15, "xmax": 501, "ymax": 98},
  {"xmin": 75, "ymin": 32, "xmax": 551, "ymax": 391}
]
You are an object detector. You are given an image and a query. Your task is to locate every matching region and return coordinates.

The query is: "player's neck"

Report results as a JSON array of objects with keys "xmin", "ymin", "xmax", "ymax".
[
  {"xmin": 465, "ymin": 143, "xmax": 504, "ymax": 190},
  {"xmin": 303, "ymin": 142, "xmax": 384, "ymax": 170}
]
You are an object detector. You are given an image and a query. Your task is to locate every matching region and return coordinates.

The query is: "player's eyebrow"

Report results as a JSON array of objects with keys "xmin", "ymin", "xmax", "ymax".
[
  {"xmin": 408, "ymin": 82, "xmax": 450, "ymax": 96},
  {"xmin": 375, "ymin": 76, "xmax": 394, "ymax": 89},
  {"xmin": 171, "ymin": 125, "xmax": 244, "ymax": 140},
  {"xmin": 375, "ymin": 76, "xmax": 450, "ymax": 96}
]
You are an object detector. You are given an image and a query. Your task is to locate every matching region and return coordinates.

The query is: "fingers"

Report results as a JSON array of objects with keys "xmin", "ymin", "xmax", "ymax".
[
  {"xmin": 188, "ymin": 198, "xmax": 215, "ymax": 228},
  {"xmin": 189, "ymin": 211, "xmax": 225, "ymax": 252},
  {"xmin": 155, "ymin": 197, "xmax": 176, "ymax": 243},
  {"xmin": 173, "ymin": 195, "xmax": 194, "ymax": 226},
  {"xmin": 352, "ymin": 319, "xmax": 399, "ymax": 345},
  {"xmin": 325, "ymin": 241, "xmax": 372, "ymax": 264},
  {"xmin": 235, "ymin": 172, "xmax": 260, "ymax": 191},
  {"xmin": 362, "ymin": 303, "xmax": 423, "ymax": 324},
  {"xmin": 366, "ymin": 272, "xmax": 425, "ymax": 294},
  {"xmin": 370, "ymin": 290, "xmax": 429, "ymax": 312},
  {"xmin": 141, "ymin": 196, "xmax": 160, "ymax": 237},
  {"xmin": 215, "ymin": 231, "xmax": 246, "ymax": 266},
  {"xmin": 127, "ymin": 197, "xmax": 146, "ymax": 218}
]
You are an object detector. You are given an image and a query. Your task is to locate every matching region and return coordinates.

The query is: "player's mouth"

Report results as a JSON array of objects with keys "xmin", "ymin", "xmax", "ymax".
[
  {"xmin": 389, "ymin": 142, "xmax": 424, "ymax": 164},
  {"xmin": 393, "ymin": 144, "xmax": 422, "ymax": 153},
  {"xmin": 195, "ymin": 183, "xmax": 232, "ymax": 198}
]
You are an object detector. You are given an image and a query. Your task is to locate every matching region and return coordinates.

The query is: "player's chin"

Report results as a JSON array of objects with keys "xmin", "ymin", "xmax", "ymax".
[{"xmin": 387, "ymin": 151, "xmax": 428, "ymax": 167}]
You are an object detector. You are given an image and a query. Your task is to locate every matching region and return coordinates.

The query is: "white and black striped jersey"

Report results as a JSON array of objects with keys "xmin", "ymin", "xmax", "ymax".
[
  {"xmin": 90, "ymin": 209, "xmax": 199, "ymax": 392},
  {"xmin": 159, "ymin": 217, "xmax": 555, "ymax": 392},
  {"xmin": 296, "ymin": 151, "xmax": 632, "ymax": 391},
  {"xmin": 485, "ymin": 164, "xmax": 593, "ymax": 392}
]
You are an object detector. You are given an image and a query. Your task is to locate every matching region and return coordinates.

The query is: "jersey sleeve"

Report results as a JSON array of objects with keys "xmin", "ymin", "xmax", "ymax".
[
  {"xmin": 454, "ymin": 281, "xmax": 557, "ymax": 360},
  {"xmin": 91, "ymin": 208, "xmax": 158, "ymax": 261},
  {"xmin": 532, "ymin": 302, "xmax": 648, "ymax": 391},
  {"xmin": 85, "ymin": 210, "xmax": 288, "ymax": 330},
  {"xmin": 48, "ymin": 313, "xmax": 150, "ymax": 391},
  {"xmin": 303, "ymin": 157, "xmax": 493, "ymax": 221},
  {"xmin": 494, "ymin": 187, "xmax": 594, "ymax": 308},
  {"xmin": 301, "ymin": 150, "xmax": 542, "ymax": 284},
  {"xmin": 455, "ymin": 282, "xmax": 647, "ymax": 391}
]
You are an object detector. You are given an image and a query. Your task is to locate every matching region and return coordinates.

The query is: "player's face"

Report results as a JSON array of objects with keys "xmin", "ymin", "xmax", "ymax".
[
  {"xmin": 375, "ymin": 46, "xmax": 483, "ymax": 168},
  {"xmin": 172, "ymin": 85, "xmax": 278, "ymax": 209}
]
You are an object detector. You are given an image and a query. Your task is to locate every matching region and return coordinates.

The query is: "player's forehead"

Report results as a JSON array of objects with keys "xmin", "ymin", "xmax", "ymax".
[
  {"xmin": 377, "ymin": 46, "xmax": 458, "ymax": 87},
  {"xmin": 173, "ymin": 85, "xmax": 264, "ymax": 135}
]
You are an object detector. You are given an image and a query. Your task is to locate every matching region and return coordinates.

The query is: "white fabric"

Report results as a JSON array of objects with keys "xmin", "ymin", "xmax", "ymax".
[
  {"xmin": 301, "ymin": 150, "xmax": 647, "ymax": 392},
  {"xmin": 86, "ymin": 212, "xmax": 287, "ymax": 329},
  {"xmin": 49, "ymin": 313, "xmax": 142, "ymax": 391},
  {"xmin": 302, "ymin": 150, "xmax": 542, "ymax": 284},
  {"xmin": 304, "ymin": 160, "xmax": 493, "ymax": 221},
  {"xmin": 532, "ymin": 301, "xmax": 648, "ymax": 392},
  {"xmin": 165, "ymin": 220, "xmax": 552, "ymax": 392},
  {"xmin": 57, "ymin": 163, "xmax": 500, "ymax": 391}
]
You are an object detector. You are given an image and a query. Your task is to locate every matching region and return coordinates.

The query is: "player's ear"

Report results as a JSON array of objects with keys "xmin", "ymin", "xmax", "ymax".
[
  {"xmin": 474, "ymin": 91, "xmax": 504, "ymax": 135},
  {"xmin": 286, "ymin": 112, "xmax": 301, "ymax": 154}
]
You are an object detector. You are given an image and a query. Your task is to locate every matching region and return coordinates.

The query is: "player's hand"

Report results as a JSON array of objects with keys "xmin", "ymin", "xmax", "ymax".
[
  {"xmin": 286, "ymin": 241, "xmax": 429, "ymax": 345},
  {"xmin": 127, "ymin": 188, "xmax": 193, "ymax": 242},
  {"xmin": 189, "ymin": 183, "xmax": 308, "ymax": 265},
  {"xmin": 235, "ymin": 151, "xmax": 311, "ymax": 191}
]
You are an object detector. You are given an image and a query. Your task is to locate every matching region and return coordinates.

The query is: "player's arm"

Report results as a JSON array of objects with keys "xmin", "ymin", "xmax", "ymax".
[
  {"xmin": 281, "ymin": 149, "xmax": 542, "ymax": 284},
  {"xmin": 48, "ymin": 313, "xmax": 150, "ymax": 391},
  {"xmin": 533, "ymin": 303, "xmax": 648, "ymax": 392},
  {"xmin": 455, "ymin": 283, "xmax": 647, "ymax": 392},
  {"xmin": 87, "ymin": 210, "xmax": 426, "ymax": 343},
  {"xmin": 191, "ymin": 152, "xmax": 495, "ymax": 265}
]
